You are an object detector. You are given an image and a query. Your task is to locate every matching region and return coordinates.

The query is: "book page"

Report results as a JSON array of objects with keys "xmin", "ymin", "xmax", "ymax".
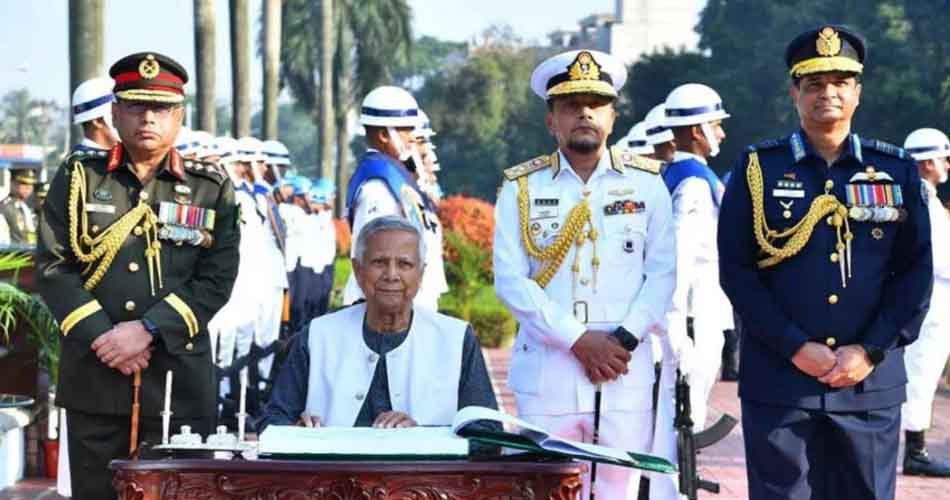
[{"xmin": 258, "ymin": 426, "xmax": 469, "ymax": 457}]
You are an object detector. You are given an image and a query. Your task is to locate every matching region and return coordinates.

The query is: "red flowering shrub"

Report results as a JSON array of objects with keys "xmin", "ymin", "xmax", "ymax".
[
  {"xmin": 438, "ymin": 195, "xmax": 495, "ymax": 271},
  {"xmin": 334, "ymin": 218, "xmax": 352, "ymax": 257}
]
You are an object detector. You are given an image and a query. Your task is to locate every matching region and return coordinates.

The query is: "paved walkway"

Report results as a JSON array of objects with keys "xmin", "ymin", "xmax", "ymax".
[{"xmin": 3, "ymin": 348, "xmax": 949, "ymax": 499}]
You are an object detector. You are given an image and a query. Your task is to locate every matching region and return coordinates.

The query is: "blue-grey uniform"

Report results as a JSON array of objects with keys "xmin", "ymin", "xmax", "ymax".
[{"xmin": 719, "ymin": 129, "xmax": 932, "ymax": 498}]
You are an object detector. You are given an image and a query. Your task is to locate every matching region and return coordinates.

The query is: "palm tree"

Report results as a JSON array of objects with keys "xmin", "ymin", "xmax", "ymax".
[
  {"xmin": 230, "ymin": 0, "xmax": 252, "ymax": 138},
  {"xmin": 318, "ymin": 0, "xmax": 334, "ymax": 180},
  {"xmin": 262, "ymin": 0, "xmax": 282, "ymax": 139},
  {"xmin": 68, "ymin": 0, "xmax": 104, "ymax": 146},
  {"xmin": 193, "ymin": 0, "xmax": 217, "ymax": 133},
  {"xmin": 278, "ymin": 0, "xmax": 413, "ymax": 204}
]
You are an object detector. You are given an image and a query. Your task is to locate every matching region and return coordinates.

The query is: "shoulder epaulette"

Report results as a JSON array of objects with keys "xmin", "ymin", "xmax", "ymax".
[
  {"xmin": 65, "ymin": 148, "xmax": 108, "ymax": 164},
  {"xmin": 503, "ymin": 153, "xmax": 554, "ymax": 181},
  {"xmin": 183, "ymin": 159, "xmax": 227, "ymax": 184},
  {"xmin": 610, "ymin": 146, "xmax": 660, "ymax": 174},
  {"xmin": 861, "ymin": 138, "xmax": 911, "ymax": 161},
  {"xmin": 745, "ymin": 138, "xmax": 784, "ymax": 153}
]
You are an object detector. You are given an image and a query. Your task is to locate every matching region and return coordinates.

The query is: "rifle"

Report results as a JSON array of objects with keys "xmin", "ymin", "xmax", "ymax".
[{"xmin": 675, "ymin": 370, "xmax": 738, "ymax": 500}]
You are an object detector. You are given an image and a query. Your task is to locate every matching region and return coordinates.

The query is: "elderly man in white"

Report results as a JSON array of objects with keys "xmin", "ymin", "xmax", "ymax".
[{"xmin": 258, "ymin": 216, "xmax": 497, "ymax": 430}]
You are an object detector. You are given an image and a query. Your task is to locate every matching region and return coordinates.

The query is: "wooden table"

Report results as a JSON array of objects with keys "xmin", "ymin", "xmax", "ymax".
[{"xmin": 110, "ymin": 458, "xmax": 587, "ymax": 499}]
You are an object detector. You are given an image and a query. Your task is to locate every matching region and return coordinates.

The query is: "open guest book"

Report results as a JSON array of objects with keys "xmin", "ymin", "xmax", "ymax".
[
  {"xmin": 452, "ymin": 406, "xmax": 676, "ymax": 474},
  {"xmin": 258, "ymin": 406, "xmax": 676, "ymax": 473}
]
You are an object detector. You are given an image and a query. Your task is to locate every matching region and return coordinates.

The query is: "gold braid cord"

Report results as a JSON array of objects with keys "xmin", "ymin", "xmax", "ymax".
[
  {"xmin": 67, "ymin": 161, "xmax": 163, "ymax": 294},
  {"xmin": 516, "ymin": 176, "xmax": 598, "ymax": 289},
  {"xmin": 746, "ymin": 153, "xmax": 853, "ymax": 285}
]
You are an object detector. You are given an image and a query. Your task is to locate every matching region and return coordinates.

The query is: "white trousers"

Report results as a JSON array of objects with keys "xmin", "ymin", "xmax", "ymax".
[
  {"xmin": 687, "ymin": 308, "xmax": 725, "ymax": 433},
  {"xmin": 254, "ymin": 288, "xmax": 284, "ymax": 385},
  {"xmin": 902, "ymin": 320, "xmax": 950, "ymax": 431},
  {"xmin": 56, "ymin": 409, "xmax": 70, "ymax": 497},
  {"xmin": 649, "ymin": 356, "xmax": 682, "ymax": 500},
  {"xmin": 520, "ymin": 408, "xmax": 652, "ymax": 500}
]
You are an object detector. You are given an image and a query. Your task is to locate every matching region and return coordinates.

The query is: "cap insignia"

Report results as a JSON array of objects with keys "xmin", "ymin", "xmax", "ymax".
[
  {"xmin": 816, "ymin": 27, "xmax": 842, "ymax": 57},
  {"xmin": 567, "ymin": 51, "xmax": 601, "ymax": 82},
  {"xmin": 139, "ymin": 54, "xmax": 160, "ymax": 80}
]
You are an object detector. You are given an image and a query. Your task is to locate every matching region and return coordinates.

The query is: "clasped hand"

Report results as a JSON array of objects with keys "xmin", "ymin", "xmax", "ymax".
[
  {"xmin": 791, "ymin": 341, "xmax": 874, "ymax": 388},
  {"xmin": 571, "ymin": 330, "xmax": 632, "ymax": 385},
  {"xmin": 91, "ymin": 321, "xmax": 153, "ymax": 375}
]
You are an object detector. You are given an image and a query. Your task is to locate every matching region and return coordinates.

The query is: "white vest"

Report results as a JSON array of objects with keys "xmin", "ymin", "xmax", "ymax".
[{"xmin": 304, "ymin": 303, "xmax": 467, "ymax": 426}]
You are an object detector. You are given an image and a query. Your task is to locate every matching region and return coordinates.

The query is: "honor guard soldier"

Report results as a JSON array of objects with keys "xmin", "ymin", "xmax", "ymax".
[
  {"xmin": 0, "ymin": 168, "xmax": 39, "ymax": 245},
  {"xmin": 344, "ymin": 86, "xmax": 446, "ymax": 309},
  {"xmin": 306, "ymin": 179, "xmax": 338, "ymax": 317},
  {"xmin": 900, "ymin": 128, "xmax": 950, "ymax": 477},
  {"xmin": 494, "ymin": 49, "xmax": 676, "ymax": 500},
  {"xmin": 718, "ymin": 26, "xmax": 933, "ymax": 500},
  {"xmin": 71, "ymin": 76, "xmax": 119, "ymax": 153},
  {"xmin": 644, "ymin": 103, "xmax": 676, "ymax": 163},
  {"xmin": 648, "ymin": 83, "xmax": 734, "ymax": 500},
  {"xmin": 624, "ymin": 121, "xmax": 654, "ymax": 157},
  {"xmin": 36, "ymin": 52, "xmax": 239, "ymax": 500}
]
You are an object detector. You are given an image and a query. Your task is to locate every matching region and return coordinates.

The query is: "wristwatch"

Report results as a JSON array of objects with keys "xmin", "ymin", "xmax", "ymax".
[
  {"xmin": 610, "ymin": 326, "xmax": 640, "ymax": 352},
  {"xmin": 861, "ymin": 343, "xmax": 886, "ymax": 366},
  {"xmin": 141, "ymin": 317, "xmax": 160, "ymax": 338}
]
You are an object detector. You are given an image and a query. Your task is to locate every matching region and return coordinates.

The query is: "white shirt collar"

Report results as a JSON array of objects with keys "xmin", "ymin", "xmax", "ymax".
[
  {"xmin": 555, "ymin": 147, "xmax": 615, "ymax": 182},
  {"xmin": 673, "ymin": 151, "xmax": 707, "ymax": 164},
  {"xmin": 80, "ymin": 137, "xmax": 110, "ymax": 150}
]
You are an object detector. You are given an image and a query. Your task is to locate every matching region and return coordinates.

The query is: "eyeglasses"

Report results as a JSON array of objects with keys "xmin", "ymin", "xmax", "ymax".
[{"xmin": 117, "ymin": 100, "xmax": 180, "ymax": 117}]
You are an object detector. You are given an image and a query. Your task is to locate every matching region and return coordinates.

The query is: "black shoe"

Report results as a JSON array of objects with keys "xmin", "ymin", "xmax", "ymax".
[{"xmin": 903, "ymin": 450, "xmax": 950, "ymax": 477}]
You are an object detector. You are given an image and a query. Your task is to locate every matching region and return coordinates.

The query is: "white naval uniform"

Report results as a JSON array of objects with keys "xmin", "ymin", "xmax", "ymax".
[
  {"xmin": 902, "ymin": 180, "xmax": 950, "ymax": 432},
  {"xmin": 343, "ymin": 174, "xmax": 446, "ymax": 310},
  {"xmin": 304, "ymin": 302, "xmax": 466, "ymax": 426},
  {"xmin": 252, "ymin": 188, "xmax": 289, "ymax": 384},
  {"xmin": 210, "ymin": 183, "xmax": 266, "ymax": 397},
  {"xmin": 494, "ymin": 148, "xmax": 676, "ymax": 500},
  {"xmin": 651, "ymin": 152, "xmax": 734, "ymax": 500}
]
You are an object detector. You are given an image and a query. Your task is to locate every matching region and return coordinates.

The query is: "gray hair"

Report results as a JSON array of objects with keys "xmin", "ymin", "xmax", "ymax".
[{"xmin": 353, "ymin": 215, "xmax": 427, "ymax": 265}]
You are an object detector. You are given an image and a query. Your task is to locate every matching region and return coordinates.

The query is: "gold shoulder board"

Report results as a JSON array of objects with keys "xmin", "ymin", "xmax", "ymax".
[
  {"xmin": 613, "ymin": 147, "xmax": 661, "ymax": 175},
  {"xmin": 503, "ymin": 153, "xmax": 555, "ymax": 181}
]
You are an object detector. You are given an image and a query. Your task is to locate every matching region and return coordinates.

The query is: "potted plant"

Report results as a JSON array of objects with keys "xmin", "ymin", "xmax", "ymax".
[{"xmin": 0, "ymin": 251, "xmax": 61, "ymax": 478}]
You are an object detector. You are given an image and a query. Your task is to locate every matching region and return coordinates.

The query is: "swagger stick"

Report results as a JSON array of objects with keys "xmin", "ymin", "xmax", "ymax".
[
  {"xmin": 590, "ymin": 383, "xmax": 602, "ymax": 500},
  {"xmin": 129, "ymin": 371, "xmax": 142, "ymax": 456}
]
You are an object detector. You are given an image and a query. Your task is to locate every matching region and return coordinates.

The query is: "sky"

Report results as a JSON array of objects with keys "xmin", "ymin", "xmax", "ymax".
[{"xmin": 0, "ymin": 0, "xmax": 611, "ymax": 109}]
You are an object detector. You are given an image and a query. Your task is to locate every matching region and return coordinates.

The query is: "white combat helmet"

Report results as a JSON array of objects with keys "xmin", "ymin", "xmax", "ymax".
[
  {"xmin": 359, "ymin": 86, "xmax": 420, "ymax": 128},
  {"xmin": 664, "ymin": 83, "xmax": 730, "ymax": 157},
  {"xmin": 190, "ymin": 130, "xmax": 215, "ymax": 158},
  {"xmin": 903, "ymin": 128, "xmax": 950, "ymax": 161},
  {"xmin": 415, "ymin": 109, "xmax": 436, "ymax": 139},
  {"xmin": 663, "ymin": 83, "xmax": 730, "ymax": 128},
  {"xmin": 174, "ymin": 127, "xmax": 199, "ymax": 156},
  {"xmin": 216, "ymin": 136, "xmax": 240, "ymax": 164},
  {"xmin": 236, "ymin": 136, "xmax": 265, "ymax": 163},
  {"xmin": 71, "ymin": 77, "xmax": 115, "ymax": 125},
  {"xmin": 625, "ymin": 121, "xmax": 654, "ymax": 155},
  {"xmin": 644, "ymin": 104, "xmax": 674, "ymax": 145},
  {"xmin": 262, "ymin": 140, "xmax": 291, "ymax": 166}
]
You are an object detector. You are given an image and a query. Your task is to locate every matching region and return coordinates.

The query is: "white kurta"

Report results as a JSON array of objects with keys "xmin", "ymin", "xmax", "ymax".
[
  {"xmin": 304, "ymin": 303, "xmax": 466, "ymax": 426},
  {"xmin": 494, "ymin": 148, "xmax": 676, "ymax": 500},
  {"xmin": 903, "ymin": 180, "xmax": 950, "ymax": 432}
]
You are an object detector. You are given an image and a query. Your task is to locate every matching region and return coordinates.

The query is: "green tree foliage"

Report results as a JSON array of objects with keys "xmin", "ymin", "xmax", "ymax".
[
  {"xmin": 624, "ymin": 0, "xmax": 950, "ymax": 174},
  {"xmin": 418, "ymin": 39, "xmax": 557, "ymax": 201}
]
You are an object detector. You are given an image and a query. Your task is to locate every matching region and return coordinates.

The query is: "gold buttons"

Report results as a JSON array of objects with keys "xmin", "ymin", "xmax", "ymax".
[
  {"xmin": 828, "ymin": 294, "xmax": 838, "ymax": 305},
  {"xmin": 133, "ymin": 226, "xmax": 144, "ymax": 236},
  {"xmin": 580, "ymin": 277, "xmax": 590, "ymax": 286},
  {"xmin": 355, "ymin": 392, "xmax": 365, "ymax": 401},
  {"xmin": 830, "ymin": 253, "xmax": 839, "ymax": 263},
  {"xmin": 826, "ymin": 216, "xmax": 834, "ymax": 226},
  {"xmin": 91, "ymin": 225, "xmax": 100, "ymax": 234},
  {"xmin": 128, "ymin": 262, "xmax": 140, "ymax": 272},
  {"xmin": 824, "ymin": 179, "xmax": 834, "ymax": 190},
  {"xmin": 826, "ymin": 337, "xmax": 837, "ymax": 348},
  {"xmin": 124, "ymin": 300, "xmax": 136, "ymax": 311},
  {"xmin": 139, "ymin": 191, "xmax": 149, "ymax": 200},
  {"xmin": 185, "ymin": 342, "xmax": 194, "ymax": 351}
]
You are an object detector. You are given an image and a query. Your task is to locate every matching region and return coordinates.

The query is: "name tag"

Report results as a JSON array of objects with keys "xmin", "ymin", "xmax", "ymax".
[
  {"xmin": 85, "ymin": 203, "xmax": 116, "ymax": 214},
  {"xmin": 772, "ymin": 189, "xmax": 805, "ymax": 199},
  {"xmin": 532, "ymin": 208, "xmax": 558, "ymax": 219}
]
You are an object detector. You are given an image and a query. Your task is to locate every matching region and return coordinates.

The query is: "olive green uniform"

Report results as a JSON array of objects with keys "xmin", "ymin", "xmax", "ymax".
[
  {"xmin": 36, "ymin": 145, "xmax": 239, "ymax": 499},
  {"xmin": 0, "ymin": 195, "xmax": 36, "ymax": 245}
]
